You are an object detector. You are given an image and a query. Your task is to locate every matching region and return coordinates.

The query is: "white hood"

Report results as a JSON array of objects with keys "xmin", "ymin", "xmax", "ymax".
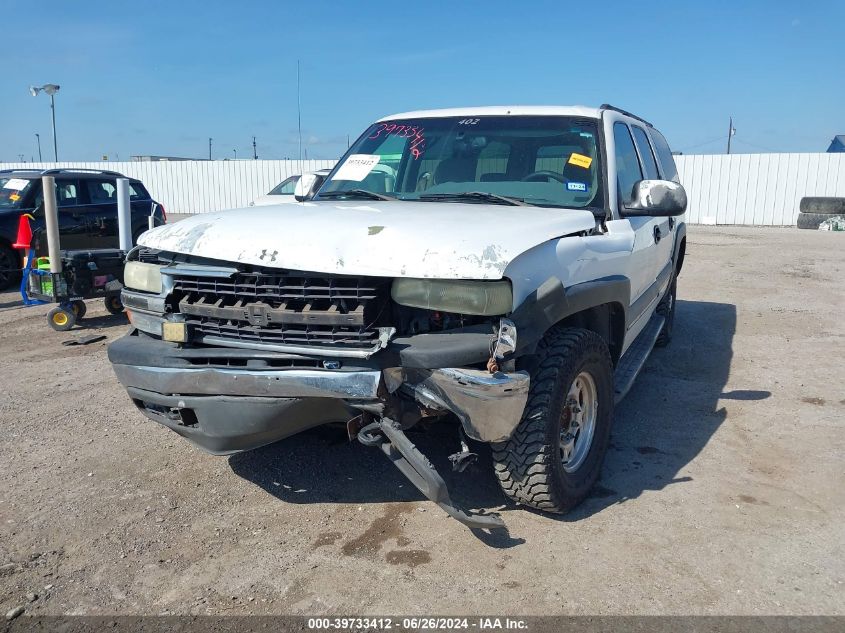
[{"xmin": 139, "ymin": 201, "xmax": 596, "ymax": 280}]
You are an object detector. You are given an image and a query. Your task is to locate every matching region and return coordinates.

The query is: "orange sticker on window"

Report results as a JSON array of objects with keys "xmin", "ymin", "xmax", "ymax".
[
  {"xmin": 568, "ymin": 153, "xmax": 593, "ymax": 169},
  {"xmin": 9, "ymin": 193, "xmax": 20, "ymax": 201}
]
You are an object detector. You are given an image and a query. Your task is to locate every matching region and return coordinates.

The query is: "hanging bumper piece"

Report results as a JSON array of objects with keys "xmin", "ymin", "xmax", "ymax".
[{"xmin": 358, "ymin": 417, "xmax": 506, "ymax": 531}]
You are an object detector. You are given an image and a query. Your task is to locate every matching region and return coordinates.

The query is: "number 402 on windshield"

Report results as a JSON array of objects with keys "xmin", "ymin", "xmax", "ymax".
[{"xmin": 458, "ymin": 118, "xmax": 481, "ymax": 125}]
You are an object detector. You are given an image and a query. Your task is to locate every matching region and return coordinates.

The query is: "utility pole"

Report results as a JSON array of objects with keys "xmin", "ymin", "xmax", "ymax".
[
  {"xmin": 726, "ymin": 117, "xmax": 731, "ymax": 154},
  {"xmin": 35, "ymin": 133, "xmax": 42, "ymax": 161},
  {"xmin": 252, "ymin": 136, "xmax": 257, "ymax": 160},
  {"xmin": 208, "ymin": 137, "xmax": 212, "ymax": 160},
  {"xmin": 50, "ymin": 93, "xmax": 58, "ymax": 161}
]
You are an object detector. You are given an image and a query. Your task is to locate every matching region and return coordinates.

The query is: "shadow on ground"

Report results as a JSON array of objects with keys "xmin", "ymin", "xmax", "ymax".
[{"xmin": 230, "ymin": 300, "xmax": 753, "ymax": 534}]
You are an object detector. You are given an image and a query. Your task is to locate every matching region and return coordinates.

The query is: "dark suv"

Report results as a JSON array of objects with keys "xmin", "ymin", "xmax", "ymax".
[{"xmin": 0, "ymin": 168, "xmax": 166, "ymax": 290}]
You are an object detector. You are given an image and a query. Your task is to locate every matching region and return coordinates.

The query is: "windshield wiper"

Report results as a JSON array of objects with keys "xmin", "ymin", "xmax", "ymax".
[
  {"xmin": 319, "ymin": 189, "xmax": 396, "ymax": 201},
  {"xmin": 417, "ymin": 191, "xmax": 529, "ymax": 206}
]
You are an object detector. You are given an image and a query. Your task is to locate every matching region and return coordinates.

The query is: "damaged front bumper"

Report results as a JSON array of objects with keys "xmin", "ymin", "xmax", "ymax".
[
  {"xmin": 108, "ymin": 328, "xmax": 529, "ymax": 529},
  {"xmin": 109, "ymin": 330, "xmax": 530, "ymax": 453}
]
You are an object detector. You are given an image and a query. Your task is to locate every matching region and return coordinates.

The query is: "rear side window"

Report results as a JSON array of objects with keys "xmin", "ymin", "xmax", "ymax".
[
  {"xmin": 649, "ymin": 129, "xmax": 679, "ymax": 182},
  {"xmin": 55, "ymin": 180, "xmax": 79, "ymax": 207},
  {"xmin": 631, "ymin": 126, "xmax": 660, "ymax": 180},
  {"xmin": 86, "ymin": 179, "xmax": 149, "ymax": 201},
  {"xmin": 129, "ymin": 182, "xmax": 149, "ymax": 200},
  {"xmin": 613, "ymin": 122, "xmax": 643, "ymax": 206},
  {"xmin": 87, "ymin": 179, "xmax": 117, "ymax": 202}
]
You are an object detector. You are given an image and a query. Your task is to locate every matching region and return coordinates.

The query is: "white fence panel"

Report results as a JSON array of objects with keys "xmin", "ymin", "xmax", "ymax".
[
  {"xmin": 0, "ymin": 160, "xmax": 336, "ymax": 215},
  {"xmin": 2, "ymin": 153, "xmax": 844, "ymax": 225},
  {"xmin": 675, "ymin": 153, "xmax": 845, "ymax": 225}
]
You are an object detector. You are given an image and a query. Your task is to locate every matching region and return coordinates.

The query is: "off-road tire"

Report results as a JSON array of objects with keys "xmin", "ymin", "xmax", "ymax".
[
  {"xmin": 655, "ymin": 277, "xmax": 677, "ymax": 347},
  {"xmin": 492, "ymin": 327, "xmax": 614, "ymax": 513},
  {"xmin": 796, "ymin": 212, "xmax": 830, "ymax": 230},
  {"xmin": 799, "ymin": 197, "xmax": 845, "ymax": 215}
]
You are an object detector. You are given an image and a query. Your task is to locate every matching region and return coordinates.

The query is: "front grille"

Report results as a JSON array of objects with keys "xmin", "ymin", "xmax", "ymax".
[{"xmin": 171, "ymin": 271, "xmax": 391, "ymax": 351}]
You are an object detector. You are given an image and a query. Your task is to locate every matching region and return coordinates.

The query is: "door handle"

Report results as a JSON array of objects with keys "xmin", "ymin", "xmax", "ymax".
[{"xmin": 653, "ymin": 225, "xmax": 662, "ymax": 243}]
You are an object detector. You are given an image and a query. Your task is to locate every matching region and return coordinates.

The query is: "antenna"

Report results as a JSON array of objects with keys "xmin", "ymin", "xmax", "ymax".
[{"xmin": 297, "ymin": 59, "xmax": 303, "ymax": 168}]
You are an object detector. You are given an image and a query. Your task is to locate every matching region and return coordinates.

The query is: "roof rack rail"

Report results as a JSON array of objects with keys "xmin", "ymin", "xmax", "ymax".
[
  {"xmin": 41, "ymin": 168, "xmax": 125, "ymax": 177},
  {"xmin": 599, "ymin": 104, "xmax": 653, "ymax": 128}
]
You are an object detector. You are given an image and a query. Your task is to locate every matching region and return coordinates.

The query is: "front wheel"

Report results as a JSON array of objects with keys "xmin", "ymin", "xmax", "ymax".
[
  {"xmin": 492, "ymin": 327, "xmax": 614, "ymax": 513},
  {"xmin": 48, "ymin": 306, "xmax": 76, "ymax": 331}
]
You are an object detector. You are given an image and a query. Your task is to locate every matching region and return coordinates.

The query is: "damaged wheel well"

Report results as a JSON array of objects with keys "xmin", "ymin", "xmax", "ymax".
[
  {"xmin": 676, "ymin": 236, "xmax": 686, "ymax": 275},
  {"xmin": 553, "ymin": 302, "xmax": 625, "ymax": 365}
]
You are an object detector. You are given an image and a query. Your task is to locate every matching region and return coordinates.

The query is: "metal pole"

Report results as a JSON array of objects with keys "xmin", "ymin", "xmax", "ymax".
[
  {"xmin": 116, "ymin": 178, "xmax": 132, "ymax": 252},
  {"xmin": 252, "ymin": 136, "xmax": 257, "ymax": 160},
  {"xmin": 50, "ymin": 94, "xmax": 58, "ymax": 161},
  {"xmin": 727, "ymin": 117, "xmax": 732, "ymax": 155},
  {"xmin": 208, "ymin": 138, "xmax": 212, "ymax": 160},
  {"xmin": 35, "ymin": 133, "xmax": 42, "ymax": 162},
  {"xmin": 42, "ymin": 176, "xmax": 62, "ymax": 273}
]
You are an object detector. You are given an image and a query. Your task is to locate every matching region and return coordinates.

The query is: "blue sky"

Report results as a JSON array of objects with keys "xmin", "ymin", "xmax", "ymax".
[{"xmin": 1, "ymin": 0, "xmax": 842, "ymax": 161}]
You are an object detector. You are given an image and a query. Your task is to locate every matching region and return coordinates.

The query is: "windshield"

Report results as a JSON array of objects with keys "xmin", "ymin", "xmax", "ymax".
[
  {"xmin": 317, "ymin": 116, "xmax": 604, "ymax": 209},
  {"xmin": 0, "ymin": 177, "xmax": 34, "ymax": 209}
]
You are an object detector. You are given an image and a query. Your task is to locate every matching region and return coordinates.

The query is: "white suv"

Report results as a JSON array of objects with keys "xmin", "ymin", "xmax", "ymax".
[{"xmin": 112, "ymin": 104, "xmax": 687, "ymax": 529}]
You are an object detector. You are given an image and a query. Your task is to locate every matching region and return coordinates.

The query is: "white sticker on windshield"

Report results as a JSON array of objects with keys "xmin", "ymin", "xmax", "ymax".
[
  {"xmin": 3, "ymin": 178, "xmax": 29, "ymax": 191},
  {"xmin": 333, "ymin": 154, "xmax": 380, "ymax": 181}
]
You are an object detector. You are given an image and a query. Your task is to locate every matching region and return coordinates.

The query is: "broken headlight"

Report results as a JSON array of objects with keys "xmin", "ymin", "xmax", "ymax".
[{"xmin": 391, "ymin": 278, "xmax": 512, "ymax": 316}]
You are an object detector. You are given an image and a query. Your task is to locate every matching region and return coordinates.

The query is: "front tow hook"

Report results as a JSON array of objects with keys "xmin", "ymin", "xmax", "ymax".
[{"xmin": 359, "ymin": 418, "xmax": 506, "ymax": 531}]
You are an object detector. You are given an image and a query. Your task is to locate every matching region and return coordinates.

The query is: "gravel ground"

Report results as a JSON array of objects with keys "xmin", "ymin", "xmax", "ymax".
[{"xmin": 0, "ymin": 226, "xmax": 842, "ymax": 616}]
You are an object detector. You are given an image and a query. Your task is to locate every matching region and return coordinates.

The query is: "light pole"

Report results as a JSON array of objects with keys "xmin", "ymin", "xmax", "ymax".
[
  {"xmin": 232, "ymin": 149, "xmax": 237, "ymax": 160},
  {"xmin": 208, "ymin": 137, "xmax": 212, "ymax": 160},
  {"xmin": 35, "ymin": 133, "xmax": 42, "ymax": 162},
  {"xmin": 726, "ymin": 117, "xmax": 736, "ymax": 155},
  {"xmin": 29, "ymin": 84, "xmax": 60, "ymax": 161}
]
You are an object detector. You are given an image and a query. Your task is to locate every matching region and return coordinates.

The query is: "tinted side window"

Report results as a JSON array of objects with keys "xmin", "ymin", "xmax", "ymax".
[
  {"xmin": 631, "ymin": 126, "xmax": 660, "ymax": 180},
  {"xmin": 650, "ymin": 129, "xmax": 679, "ymax": 182},
  {"xmin": 130, "ymin": 183, "xmax": 150, "ymax": 199},
  {"xmin": 613, "ymin": 123, "xmax": 643, "ymax": 206},
  {"xmin": 87, "ymin": 179, "xmax": 117, "ymax": 203},
  {"xmin": 55, "ymin": 180, "xmax": 79, "ymax": 207}
]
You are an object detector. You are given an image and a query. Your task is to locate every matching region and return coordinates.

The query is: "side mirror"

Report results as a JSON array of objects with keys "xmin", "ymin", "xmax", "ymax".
[
  {"xmin": 294, "ymin": 173, "xmax": 319, "ymax": 202},
  {"xmin": 623, "ymin": 179, "xmax": 687, "ymax": 217}
]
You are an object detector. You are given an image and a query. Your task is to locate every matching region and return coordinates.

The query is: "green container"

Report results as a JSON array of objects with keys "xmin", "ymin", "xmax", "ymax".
[{"xmin": 35, "ymin": 257, "xmax": 52, "ymax": 296}]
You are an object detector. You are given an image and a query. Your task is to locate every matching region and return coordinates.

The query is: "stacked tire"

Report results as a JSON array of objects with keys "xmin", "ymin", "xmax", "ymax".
[{"xmin": 797, "ymin": 197, "xmax": 845, "ymax": 229}]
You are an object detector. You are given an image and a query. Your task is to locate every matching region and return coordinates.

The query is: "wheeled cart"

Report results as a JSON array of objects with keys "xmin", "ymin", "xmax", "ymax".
[
  {"xmin": 24, "ymin": 248, "xmax": 126, "ymax": 331},
  {"xmin": 15, "ymin": 174, "xmax": 142, "ymax": 331}
]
